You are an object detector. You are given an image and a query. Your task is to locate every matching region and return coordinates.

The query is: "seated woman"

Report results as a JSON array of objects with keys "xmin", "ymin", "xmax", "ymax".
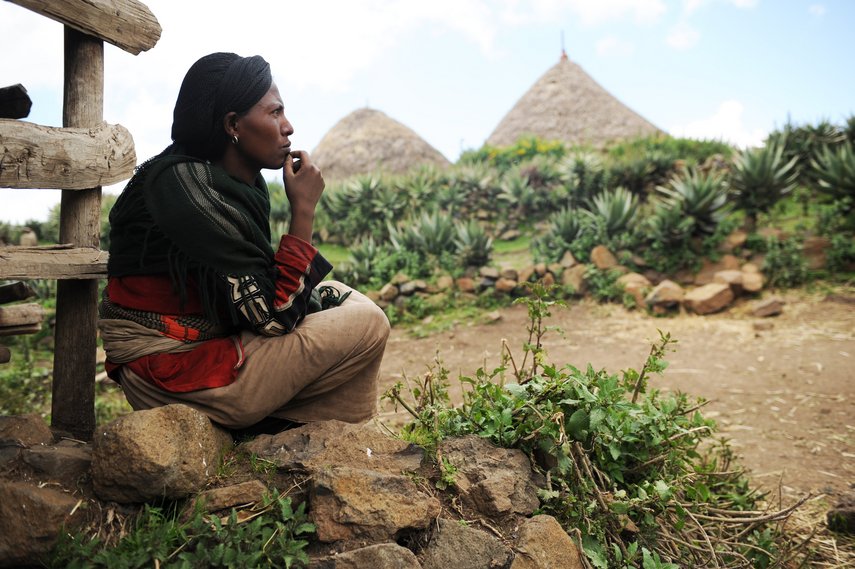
[{"xmin": 98, "ymin": 52, "xmax": 390, "ymax": 433}]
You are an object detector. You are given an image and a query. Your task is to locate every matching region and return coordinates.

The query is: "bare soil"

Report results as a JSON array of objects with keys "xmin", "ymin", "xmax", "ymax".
[{"xmin": 377, "ymin": 289, "xmax": 855, "ymax": 502}]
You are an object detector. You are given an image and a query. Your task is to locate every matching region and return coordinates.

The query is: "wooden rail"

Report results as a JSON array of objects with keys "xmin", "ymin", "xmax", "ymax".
[
  {"xmin": 0, "ymin": 119, "xmax": 136, "ymax": 189},
  {"xmin": 6, "ymin": 0, "xmax": 161, "ymax": 55},
  {"xmin": 0, "ymin": 245, "xmax": 108, "ymax": 280}
]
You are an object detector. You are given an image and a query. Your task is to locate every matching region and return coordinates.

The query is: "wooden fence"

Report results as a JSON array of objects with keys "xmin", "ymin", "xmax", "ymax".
[{"xmin": 0, "ymin": 0, "xmax": 161, "ymax": 440}]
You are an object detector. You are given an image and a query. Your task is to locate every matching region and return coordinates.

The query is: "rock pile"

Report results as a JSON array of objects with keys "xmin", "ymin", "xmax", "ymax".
[
  {"xmin": 0, "ymin": 406, "xmax": 584, "ymax": 568},
  {"xmin": 368, "ymin": 244, "xmax": 783, "ymax": 318}
]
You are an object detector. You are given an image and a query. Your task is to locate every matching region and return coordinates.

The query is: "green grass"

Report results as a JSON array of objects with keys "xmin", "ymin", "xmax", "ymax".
[
  {"xmin": 493, "ymin": 235, "xmax": 533, "ymax": 269},
  {"xmin": 317, "ymin": 243, "xmax": 351, "ymax": 266}
]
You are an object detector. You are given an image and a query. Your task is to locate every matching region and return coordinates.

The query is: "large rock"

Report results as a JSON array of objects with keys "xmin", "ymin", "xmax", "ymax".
[
  {"xmin": 379, "ymin": 283, "xmax": 399, "ymax": 302},
  {"xmin": 559, "ymin": 251, "xmax": 577, "ymax": 268},
  {"xmin": 752, "ymin": 296, "xmax": 784, "ymax": 318},
  {"xmin": 741, "ymin": 270, "xmax": 764, "ymax": 293},
  {"xmin": 616, "ymin": 272, "xmax": 651, "ymax": 308},
  {"xmin": 684, "ymin": 283, "xmax": 734, "ymax": 315},
  {"xmin": 0, "ymin": 413, "xmax": 54, "ymax": 466},
  {"xmin": 561, "ymin": 265, "xmax": 588, "ymax": 296},
  {"xmin": 713, "ymin": 270, "xmax": 744, "ymax": 294},
  {"xmin": 0, "ymin": 482, "xmax": 83, "ymax": 568},
  {"xmin": 644, "ymin": 280, "xmax": 684, "ymax": 314},
  {"xmin": 495, "ymin": 277, "xmax": 518, "ymax": 294},
  {"xmin": 242, "ymin": 421, "xmax": 425, "ymax": 475},
  {"xmin": 21, "ymin": 443, "xmax": 92, "ymax": 485},
  {"xmin": 91, "ymin": 404, "xmax": 233, "ymax": 503},
  {"xmin": 479, "ymin": 267, "xmax": 501, "ymax": 280},
  {"xmin": 439, "ymin": 436, "xmax": 543, "ymax": 517},
  {"xmin": 421, "ymin": 518, "xmax": 511, "ymax": 569},
  {"xmin": 510, "ymin": 515, "xmax": 584, "ymax": 569},
  {"xmin": 590, "ymin": 246, "xmax": 617, "ymax": 270},
  {"xmin": 456, "ymin": 277, "xmax": 476, "ymax": 293},
  {"xmin": 311, "ymin": 466, "xmax": 441, "ymax": 542},
  {"xmin": 315, "ymin": 543, "xmax": 422, "ymax": 568},
  {"xmin": 695, "ymin": 255, "xmax": 740, "ymax": 285},
  {"xmin": 0, "ymin": 413, "xmax": 53, "ymax": 447}
]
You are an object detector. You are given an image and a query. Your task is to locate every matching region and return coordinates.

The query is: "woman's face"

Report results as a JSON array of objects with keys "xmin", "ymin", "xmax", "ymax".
[{"xmin": 232, "ymin": 83, "xmax": 294, "ymax": 171}]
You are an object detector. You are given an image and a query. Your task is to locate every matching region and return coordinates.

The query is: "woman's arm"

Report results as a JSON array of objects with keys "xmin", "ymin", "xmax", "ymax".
[
  {"xmin": 221, "ymin": 234, "xmax": 331, "ymax": 336},
  {"xmin": 221, "ymin": 151, "xmax": 331, "ymax": 336},
  {"xmin": 283, "ymin": 150, "xmax": 324, "ymax": 243}
]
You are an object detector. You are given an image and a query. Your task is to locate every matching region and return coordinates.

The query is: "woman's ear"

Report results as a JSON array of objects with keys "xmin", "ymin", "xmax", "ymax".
[{"xmin": 223, "ymin": 111, "xmax": 239, "ymax": 137}]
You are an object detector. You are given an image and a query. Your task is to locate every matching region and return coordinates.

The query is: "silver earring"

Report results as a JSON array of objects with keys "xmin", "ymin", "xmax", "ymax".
[{"xmin": 231, "ymin": 134, "xmax": 239, "ymax": 145}]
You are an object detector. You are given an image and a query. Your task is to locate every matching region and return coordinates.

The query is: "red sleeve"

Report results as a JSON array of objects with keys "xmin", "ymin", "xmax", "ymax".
[{"xmin": 222, "ymin": 234, "xmax": 332, "ymax": 336}]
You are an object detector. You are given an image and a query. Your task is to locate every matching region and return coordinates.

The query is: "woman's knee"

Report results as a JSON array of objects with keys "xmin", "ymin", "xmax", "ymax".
[{"xmin": 354, "ymin": 299, "xmax": 391, "ymax": 348}]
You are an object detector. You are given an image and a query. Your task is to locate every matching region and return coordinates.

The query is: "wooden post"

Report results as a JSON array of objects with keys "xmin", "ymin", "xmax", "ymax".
[{"xmin": 51, "ymin": 27, "xmax": 103, "ymax": 440}]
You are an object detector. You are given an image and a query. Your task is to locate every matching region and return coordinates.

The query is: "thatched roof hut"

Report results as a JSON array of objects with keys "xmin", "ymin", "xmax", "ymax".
[
  {"xmin": 312, "ymin": 108, "xmax": 450, "ymax": 181},
  {"xmin": 487, "ymin": 54, "xmax": 660, "ymax": 148}
]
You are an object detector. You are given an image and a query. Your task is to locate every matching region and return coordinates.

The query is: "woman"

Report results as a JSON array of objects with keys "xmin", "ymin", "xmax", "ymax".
[{"xmin": 99, "ymin": 52, "xmax": 390, "ymax": 432}]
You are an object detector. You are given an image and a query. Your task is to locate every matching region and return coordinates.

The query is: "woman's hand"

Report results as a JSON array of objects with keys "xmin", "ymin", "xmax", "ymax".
[{"xmin": 283, "ymin": 150, "xmax": 324, "ymax": 243}]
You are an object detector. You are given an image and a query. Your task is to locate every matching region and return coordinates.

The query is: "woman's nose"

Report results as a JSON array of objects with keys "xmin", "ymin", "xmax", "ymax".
[{"xmin": 281, "ymin": 117, "xmax": 294, "ymax": 136}]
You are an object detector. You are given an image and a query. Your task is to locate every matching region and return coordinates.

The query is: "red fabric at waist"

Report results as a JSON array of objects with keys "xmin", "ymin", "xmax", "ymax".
[{"xmin": 111, "ymin": 336, "xmax": 244, "ymax": 392}]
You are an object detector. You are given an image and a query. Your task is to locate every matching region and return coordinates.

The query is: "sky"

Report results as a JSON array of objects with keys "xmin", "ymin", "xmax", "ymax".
[{"xmin": 1, "ymin": 0, "xmax": 854, "ymax": 224}]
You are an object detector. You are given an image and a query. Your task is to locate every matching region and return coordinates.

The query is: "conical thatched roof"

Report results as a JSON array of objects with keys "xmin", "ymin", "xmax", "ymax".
[
  {"xmin": 487, "ymin": 55, "xmax": 660, "ymax": 148},
  {"xmin": 312, "ymin": 108, "xmax": 450, "ymax": 181}
]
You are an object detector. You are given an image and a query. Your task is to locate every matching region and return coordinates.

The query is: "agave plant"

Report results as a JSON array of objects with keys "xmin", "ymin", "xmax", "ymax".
[
  {"xmin": 530, "ymin": 207, "xmax": 596, "ymax": 263},
  {"xmin": 341, "ymin": 236, "xmax": 388, "ymax": 285},
  {"xmin": 498, "ymin": 168, "xmax": 536, "ymax": 221},
  {"xmin": 729, "ymin": 140, "xmax": 799, "ymax": 232},
  {"xmin": 454, "ymin": 220, "xmax": 493, "ymax": 268},
  {"xmin": 656, "ymin": 167, "xmax": 730, "ymax": 235},
  {"xmin": 443, "ymin": 163, "xmax": 500, "ymax": 217},
  {"xmin": 587, "ymin": 186, "xmax": 639, "ymax": 238},
  {"xmin": 388, "ymin": 211, "xmax": 456, "ymax": 258},
  {"xmin": 810, "ymin": 142, "xmax": 855, "ymax": 205},
  {"xmin": 559, "ymin": 152, "xmax": 609, "ymax": 209}
]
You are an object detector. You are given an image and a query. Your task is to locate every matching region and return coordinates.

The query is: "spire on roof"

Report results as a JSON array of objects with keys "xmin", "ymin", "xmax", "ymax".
[{"xmin": 560, "ymin": 30, "xmax": 568, "ymax": 61}]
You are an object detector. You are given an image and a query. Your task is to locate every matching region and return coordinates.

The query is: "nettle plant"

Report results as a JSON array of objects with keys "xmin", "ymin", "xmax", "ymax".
[{"xmin": 384, "ymin": 284, "xmax": 809, "ymax": 569}]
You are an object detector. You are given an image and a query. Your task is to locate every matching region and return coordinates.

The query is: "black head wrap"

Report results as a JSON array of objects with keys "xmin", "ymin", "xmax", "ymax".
[{"xmin": 170, "ymin": 52, "xmax": 272, "ymax": 160}]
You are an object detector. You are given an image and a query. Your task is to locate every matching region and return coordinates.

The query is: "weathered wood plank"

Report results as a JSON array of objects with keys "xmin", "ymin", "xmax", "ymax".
[
  {"xmin": 0, "ymin": 302, "xmax": 44, "ymax": 328},
  {"xmin": 53, "ymin": 27, "xmax": 102, "ymax": 441},
  {"xmin": 0, "ymin": 245, "xmax": 108, "ymax": 280},
  {"xmin": 6, "ymin": 0, "xmax": 161, "ymax": 55},
  {"xmin": 0, "ymin": 118, "xmax": 135, "ymax": 189},
  {"xmin": 0, "ymin": 281, "xmax": 36, "ymax": 304},
  {"xmin": 0, "ymin": 323, "xmax": 42, "ymax": 336},
  {"xmin": 0, "ymin": 346, "xmax": 10, "ymax": 364},
  {"xmin": 0, "ymin": 84, "xmax": 32, "ymax": 119}
]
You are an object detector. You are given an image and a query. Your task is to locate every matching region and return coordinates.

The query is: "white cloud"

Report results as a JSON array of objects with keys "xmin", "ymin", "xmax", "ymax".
[
  {"xmin": 558, "ymin": 0, "xmax": 667, "ymax": 26},
  {"xmin": 596, "ymin": 35, "xmax": 635, "ymax": 57},
  {"xmin": 666, "ymin": 22, "xmax": 701, "ymax": 50},
  {"xmin": 729, "ymin": 0, "xmax": 759, "ymax": 8},
  {"xmin": 669, "ymin": 100, "xmax": 767, "ymax": 148},
  {"xmin": 809, "ymin": 4, "xmax": 826, "ymax": 17},
  {"xmin": 683, "ymin": 0, "xmax": 758, "ymax": 14}
]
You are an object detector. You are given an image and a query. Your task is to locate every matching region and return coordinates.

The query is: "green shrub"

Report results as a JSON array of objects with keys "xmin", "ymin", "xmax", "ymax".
[
  {"xmin": 384, "ymin": 286, "xmax": 806, "ymax": 568},
  {"xmin": 584, "ymin": 266, "xmax": 625, "ymax": 303},
  {"xmin": 762, "ymin": 237, "xmax": 809, "ymax": 287},
  {"xmin": 51, "ymin": 491, "xmax": 314, "ymax": 568}
]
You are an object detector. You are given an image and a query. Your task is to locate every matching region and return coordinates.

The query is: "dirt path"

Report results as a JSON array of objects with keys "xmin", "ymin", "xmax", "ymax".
[{"xmin": 377, "ymin": 290, "xmax": 855, "ymax": 501}]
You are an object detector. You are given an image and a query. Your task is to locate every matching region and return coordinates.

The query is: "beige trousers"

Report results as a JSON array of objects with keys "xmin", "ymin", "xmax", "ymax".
[{"xmin": 118, "ymin": 282, "xmax": 390, "ymax": 429}]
